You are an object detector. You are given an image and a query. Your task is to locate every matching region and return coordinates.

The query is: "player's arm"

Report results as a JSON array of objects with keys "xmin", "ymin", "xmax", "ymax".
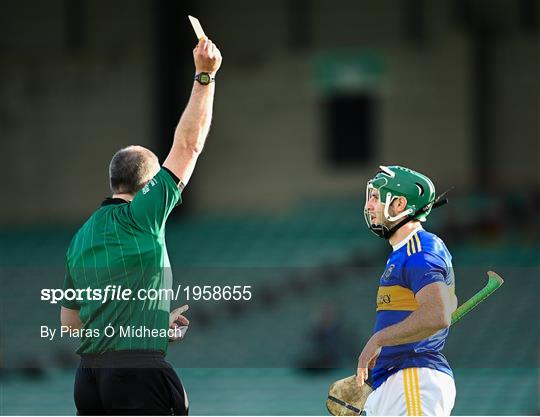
[
  {"xmin": 60, "ymin": 306, "xmax": 82, "ymax": 330},
  {"xmin": 162, "ymin": 37, "xmax": 222, "ymax": 187},
  {"xmin": 449, "ymin": 284, "xmax": 458, "ymax": 312},
  {"xmin": 375, "ymin": 281, "xmax": 454, "ymax": 346},
  {"xmin": 357, "ymin": 281, "xmax": 454, "ymax": 385}
]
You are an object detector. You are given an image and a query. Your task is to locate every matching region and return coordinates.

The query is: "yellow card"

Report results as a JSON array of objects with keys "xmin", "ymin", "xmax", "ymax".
[{"xmin": 188, "ymin": 15, "xmax": 206, "ymax": 40}]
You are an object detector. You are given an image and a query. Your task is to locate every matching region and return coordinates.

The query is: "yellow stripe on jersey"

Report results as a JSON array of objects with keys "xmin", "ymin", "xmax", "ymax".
[
  {"xmin": 413, "ymin": 367, "xmax": 423, "ymax": 415},
  {"xmin": 376, "ymin": 285, "xmax": 419, "ymax": 311},
  {"xmin": 414, "ymin": 233, "xmax": 422, "ymax": 253},
  {"xmin": 410, "ymin": 238, "xmax": 416, "ymax": 254},
  {"xmin": 405, "ymin": 234, "xmax": 422, "ymax": 257}
]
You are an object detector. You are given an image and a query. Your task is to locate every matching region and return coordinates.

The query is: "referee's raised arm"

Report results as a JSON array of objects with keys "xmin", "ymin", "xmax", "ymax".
[
  {"xmin": 163, "ymin": 37, "xmax": 222, "ymax": 188},
  {"xmin": 61, "ymin": 35, "xmax": 223, "ymax": 416}
]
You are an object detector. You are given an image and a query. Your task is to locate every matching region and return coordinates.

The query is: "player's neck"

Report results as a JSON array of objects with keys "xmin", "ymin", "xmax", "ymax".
[
  {"xmin": 112, "ymin": 193, "xmax": 134, "ymax": 202},
  {"xmin": 389, "ymin": 221, "xmax": 422, "ymax": 248}
]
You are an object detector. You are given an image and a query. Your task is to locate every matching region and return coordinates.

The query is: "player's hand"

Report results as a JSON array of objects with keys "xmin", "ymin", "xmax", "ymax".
[
  {"xmin": 193, "ymin": 37, "xmax": 222, "ymax": 75},
  {"xmin": 357, "ymin": 334, "xmax": 382, "ymax": 386}
]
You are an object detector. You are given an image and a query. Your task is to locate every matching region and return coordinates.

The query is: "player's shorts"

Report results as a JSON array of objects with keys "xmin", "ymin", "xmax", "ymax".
[
  {"xmin": 364, "ymin": 367, "xmax": 455, "ymax": 416},
  {"xmin": 74, "ymin": 350, "xmax": 188, "ymax": 415}
]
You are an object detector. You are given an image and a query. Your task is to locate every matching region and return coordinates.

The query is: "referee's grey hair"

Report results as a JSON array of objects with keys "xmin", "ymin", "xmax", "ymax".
[{"xmin": 109, "ymin": 146, "xmax": 159, "ymax": 194}]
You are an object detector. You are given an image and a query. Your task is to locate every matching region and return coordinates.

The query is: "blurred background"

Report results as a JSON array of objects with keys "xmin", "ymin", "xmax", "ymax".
[{"xmin": 1, "ymin": 0, "xmax": 539, "ymax": 415}]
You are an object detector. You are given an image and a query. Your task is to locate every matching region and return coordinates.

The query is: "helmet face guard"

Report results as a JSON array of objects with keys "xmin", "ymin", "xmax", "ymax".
[
  {"xmin": 364, "ymin": 180, "xmax": 388, "ymax": 238},
  {"xmin": 364, "ymin": 165, "xmax": 436, "ymax": 239}
]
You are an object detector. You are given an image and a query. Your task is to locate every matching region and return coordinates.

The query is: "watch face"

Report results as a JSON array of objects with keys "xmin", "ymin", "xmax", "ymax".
[{"xmin": 200, "ymin": 73, "xmax": 210, "ymax": 84}]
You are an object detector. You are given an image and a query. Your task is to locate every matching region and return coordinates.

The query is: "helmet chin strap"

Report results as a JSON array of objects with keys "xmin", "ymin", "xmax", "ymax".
[{"xmin": 369, "ymin": 189, "xmax": 452, "ymax": 239}]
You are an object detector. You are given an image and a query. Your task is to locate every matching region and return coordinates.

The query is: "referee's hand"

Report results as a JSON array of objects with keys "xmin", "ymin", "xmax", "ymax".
[
  {"xmin": 169, "ymin": 305, "xmax": 190, "ymax": 342},
  {"xmin": 193, "ymin": 37, "xmax": 222, "ymax": 76}
]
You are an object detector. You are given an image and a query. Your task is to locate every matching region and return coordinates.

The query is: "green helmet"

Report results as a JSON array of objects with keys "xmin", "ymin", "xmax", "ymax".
[{"xmin": 364, "ymin": 165, "xmax": 436, "ymax": 238}]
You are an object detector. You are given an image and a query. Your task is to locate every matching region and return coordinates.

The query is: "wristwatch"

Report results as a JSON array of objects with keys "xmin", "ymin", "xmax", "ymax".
[{"xmin": 194, "ymin": 72, "xmax": 215, "ymax": 85}]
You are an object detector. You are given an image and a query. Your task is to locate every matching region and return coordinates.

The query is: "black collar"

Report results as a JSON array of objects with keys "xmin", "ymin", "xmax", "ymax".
[{"xmin": 101, "ymin": 197, "xmax": 130, "ymax": 207}]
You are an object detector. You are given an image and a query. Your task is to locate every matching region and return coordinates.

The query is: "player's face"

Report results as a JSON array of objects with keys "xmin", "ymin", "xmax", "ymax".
[{"xmin": 365, "ymin": 187, "xmax": 385, "ymax": 226}]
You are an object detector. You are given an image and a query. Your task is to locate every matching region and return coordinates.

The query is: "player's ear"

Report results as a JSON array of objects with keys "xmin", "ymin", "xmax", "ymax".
[{"xmin": 396, "ymin": 196, "xmax": 408, "ymax": 213}]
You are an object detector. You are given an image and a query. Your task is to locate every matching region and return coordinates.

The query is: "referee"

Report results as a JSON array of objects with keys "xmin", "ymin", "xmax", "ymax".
[{"xmin": 60, "ymin": 37, "xmax": 222, "ymax": 415}]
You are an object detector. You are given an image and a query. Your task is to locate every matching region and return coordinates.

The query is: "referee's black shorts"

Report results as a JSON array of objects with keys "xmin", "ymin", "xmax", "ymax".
[{"xmin": 74, "ymin": 350, "xmax": 188, "ymax": 415}]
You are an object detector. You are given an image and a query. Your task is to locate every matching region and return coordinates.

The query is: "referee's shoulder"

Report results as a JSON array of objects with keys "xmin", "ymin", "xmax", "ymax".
[{"xmin": 67, "ymin": 209, "xmax": 103, "ymax": 248}]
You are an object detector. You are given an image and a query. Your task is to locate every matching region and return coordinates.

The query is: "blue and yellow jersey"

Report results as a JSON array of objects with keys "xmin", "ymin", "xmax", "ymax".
[{"xmin": 371, "ymin": 228, "xmax": 454, "ymax": 389}]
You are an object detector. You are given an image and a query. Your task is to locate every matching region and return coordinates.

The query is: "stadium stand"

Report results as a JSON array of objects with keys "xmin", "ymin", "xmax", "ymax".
[{"xmin": 0, "ymin": 196, "xmax": 538, "ymax": 415}]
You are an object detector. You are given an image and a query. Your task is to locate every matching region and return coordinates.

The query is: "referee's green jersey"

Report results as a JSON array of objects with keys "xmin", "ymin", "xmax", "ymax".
[{"xmin": 62, "ymin": 168, "xmax": 182, "ymax": 354}]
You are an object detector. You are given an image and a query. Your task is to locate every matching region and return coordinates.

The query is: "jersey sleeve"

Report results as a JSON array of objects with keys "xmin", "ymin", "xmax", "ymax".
[
  {"xmin": 61, "ymin": 268, "xmax": 80, "ymax": 310},
  {"xmin": 404, "ymin": 252, "xmax": 450, "ymax": 294},
  {"xmin": 129, "ymin": 168, "xmax": 182, "ymax": 234}
]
